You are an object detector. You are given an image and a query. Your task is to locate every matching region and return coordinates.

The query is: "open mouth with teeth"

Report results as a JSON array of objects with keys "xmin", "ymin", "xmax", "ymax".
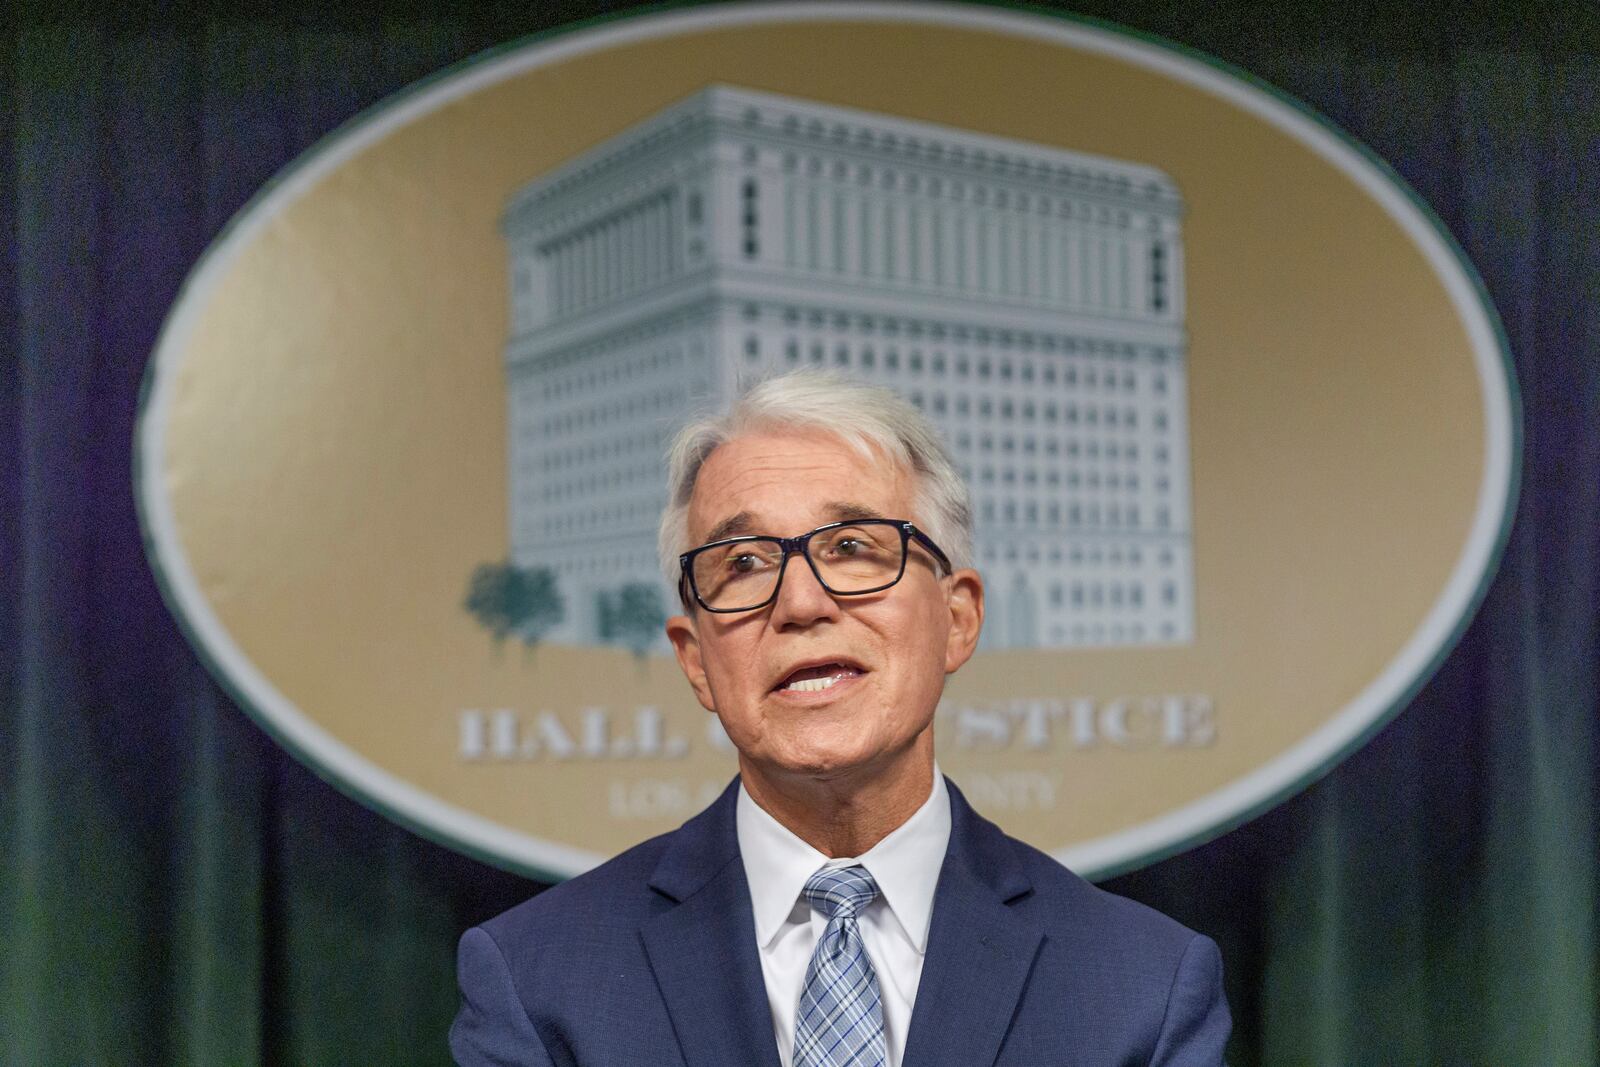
[{"xmin": 776, "ymin": 663, "xmax": 864, "ymax": 694}]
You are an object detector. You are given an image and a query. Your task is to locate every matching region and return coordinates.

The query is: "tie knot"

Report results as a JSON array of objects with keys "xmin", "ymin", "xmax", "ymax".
[{"xmin": 802, "ymin": 864, "xmax": 879, "ymax": 920}]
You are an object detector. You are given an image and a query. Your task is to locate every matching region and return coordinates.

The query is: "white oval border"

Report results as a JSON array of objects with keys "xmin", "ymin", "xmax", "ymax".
[{"xmin": 135, "ymin": 1, "xmax": 1519, "ymax": 882}]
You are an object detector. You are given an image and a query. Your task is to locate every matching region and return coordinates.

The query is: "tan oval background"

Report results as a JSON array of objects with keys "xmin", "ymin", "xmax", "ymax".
[{"xmin": 139, "ymin": 4, "xmax": 1514, "ymax": 879}]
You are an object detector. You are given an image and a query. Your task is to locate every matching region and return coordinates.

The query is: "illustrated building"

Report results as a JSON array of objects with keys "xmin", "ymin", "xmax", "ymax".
[{"xmin": 501, "ymin": 85, "xmax": 1193, "ymax": 650}]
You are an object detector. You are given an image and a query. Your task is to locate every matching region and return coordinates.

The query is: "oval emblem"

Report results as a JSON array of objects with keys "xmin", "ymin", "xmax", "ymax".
[{"xmin": 137, "ymin": 2, "xmax": 1517, "ymax": 879}]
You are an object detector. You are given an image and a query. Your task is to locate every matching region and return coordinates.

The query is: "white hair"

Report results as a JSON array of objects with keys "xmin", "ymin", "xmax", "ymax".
[{"xmin": 657, "ymin": 369, "xmax": 974, "ymax": 590}]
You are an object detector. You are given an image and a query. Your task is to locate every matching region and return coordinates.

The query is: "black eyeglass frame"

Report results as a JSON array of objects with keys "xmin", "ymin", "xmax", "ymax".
[{"xmin": 678, "ymin": 518, "xmax": 954, "ymax": 614}]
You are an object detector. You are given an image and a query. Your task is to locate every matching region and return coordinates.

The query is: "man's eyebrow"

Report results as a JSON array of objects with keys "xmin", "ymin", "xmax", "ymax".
[
  {"xmin": 700, "ymin": 511, "xmax": 756, "ymax": 545},
  {"xmin": 823, "ymin": 502, "xmax": 886, "ymax": 523},
  {"xmin": 698, "ymin": 503, "xmax": 885, "ymax": 546}
]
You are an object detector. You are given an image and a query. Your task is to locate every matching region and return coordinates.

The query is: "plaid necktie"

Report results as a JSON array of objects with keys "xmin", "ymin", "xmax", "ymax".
[{"xmin": 793, "ymin": 865, "xmax": 888, "ymax": 1067}]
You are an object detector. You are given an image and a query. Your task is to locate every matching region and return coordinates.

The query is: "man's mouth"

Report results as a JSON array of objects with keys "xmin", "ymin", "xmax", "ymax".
[{"xmin": 775, "ymin": 662, "xmax": 865, "ymax": 694}]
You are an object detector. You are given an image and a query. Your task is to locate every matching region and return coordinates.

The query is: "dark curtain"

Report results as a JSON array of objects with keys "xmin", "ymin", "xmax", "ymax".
[{"xmin": 3, "ymin": 3, "xmax": 1595, "ymax": 1064}]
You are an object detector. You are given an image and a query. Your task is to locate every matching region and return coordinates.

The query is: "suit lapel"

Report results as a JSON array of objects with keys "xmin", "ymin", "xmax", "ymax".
[
  {"xmin": 640, "ymin": 781, "xmax": 783, "ymax": 1067},
  {"xmin": 901, "ymin": 782, "xmax": 1043, "ymax": 1067}
]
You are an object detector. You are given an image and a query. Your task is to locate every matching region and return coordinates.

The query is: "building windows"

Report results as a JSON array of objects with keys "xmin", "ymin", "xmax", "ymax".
[
  {"xmin": 1150, "ymin": 241, "xmax": 1167, "ymax": 312},
  {"xmin": 741, "ymin": 179, "xmax": 759, "ymax": 258},
  {"xmin": 507, "ymin": 94, "xmax": 1191, "ymax": 651}
]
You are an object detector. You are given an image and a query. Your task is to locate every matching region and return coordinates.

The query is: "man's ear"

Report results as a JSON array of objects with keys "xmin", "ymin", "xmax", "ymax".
[
  {"xmin": 943, "ymin": 568, "xmax": 985, "ymax": 674},
  {"xmin": 666, "ymin": 613, "xmax": 717, "ymax": 713}
]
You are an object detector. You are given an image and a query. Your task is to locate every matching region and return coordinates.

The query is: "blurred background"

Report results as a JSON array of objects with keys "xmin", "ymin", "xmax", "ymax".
[{"xmin": 2, "ymin": 1, "xmax": 1595, "ymax": 1063}]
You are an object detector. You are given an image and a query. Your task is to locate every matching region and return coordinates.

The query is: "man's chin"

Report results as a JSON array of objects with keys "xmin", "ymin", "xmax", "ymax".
[{"xmin": 753, "ymin": 742, "xmax": 916, "ymax": 787}]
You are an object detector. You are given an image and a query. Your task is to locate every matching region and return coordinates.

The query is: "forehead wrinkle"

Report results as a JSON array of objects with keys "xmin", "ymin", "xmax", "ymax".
[{"xmin": 688, "ymin": 431, "xmax": 918, "ymax": 545}]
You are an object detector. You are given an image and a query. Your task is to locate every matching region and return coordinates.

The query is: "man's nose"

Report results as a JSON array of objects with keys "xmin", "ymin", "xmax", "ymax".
[{"xmin": 770, "ymin": 553, "xmax": 841, "ymax": 629}]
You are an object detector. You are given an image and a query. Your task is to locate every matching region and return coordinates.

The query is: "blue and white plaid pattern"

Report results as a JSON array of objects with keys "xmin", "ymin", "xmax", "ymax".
[{"xmin": 793, "ymin": 865, "xmax": 888, "ymax": 1067}]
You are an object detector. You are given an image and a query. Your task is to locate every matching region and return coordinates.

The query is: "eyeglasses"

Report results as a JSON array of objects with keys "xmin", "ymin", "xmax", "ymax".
[{"xmin": 679, "ymin": 519, "xmax": 953, "ymax": 613}]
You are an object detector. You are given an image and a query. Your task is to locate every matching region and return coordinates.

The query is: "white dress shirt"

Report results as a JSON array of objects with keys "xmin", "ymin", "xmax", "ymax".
[{"xmin": 736, "ymin": 770, "xmax": 952, "ymax": 1067}]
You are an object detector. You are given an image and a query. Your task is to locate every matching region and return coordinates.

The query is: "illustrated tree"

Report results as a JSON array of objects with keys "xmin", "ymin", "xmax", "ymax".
[
  {"xmin": 464, "ymin": 561, "xmax": 520, "ymax": 654},
  {"xmin": 511, "ymin": 566, "xmax": 564, "ymax": 660},
  {"xmin": 464, "ymin": 561, "xmax": 564, "ymax": 661},
  {"xmin": 599, "ymin": 581, "xmax": 666, "ymax": 664}
]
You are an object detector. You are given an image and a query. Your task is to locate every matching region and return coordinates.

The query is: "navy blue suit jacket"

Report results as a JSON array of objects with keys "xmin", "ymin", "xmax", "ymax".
[{"xmin": 451, "ymin": 779, "xmax": 1230, "ymax": 1066}]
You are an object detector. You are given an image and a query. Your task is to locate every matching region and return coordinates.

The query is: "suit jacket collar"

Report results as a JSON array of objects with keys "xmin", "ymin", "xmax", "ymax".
[
  {"xmin": 902, "ymin": 781, "xmax": 1043, "ymax": 1067},
  {"xmin": 640, "ymin": 777, "xmax": 1041, "ymax": 1067},
  {"xmin": 641, "ymin": 779, "xmax": 783, "ymax": 1067},
  {"xmin": 645, "ymin": 777, "xmax": 744, "ymax": 903}
]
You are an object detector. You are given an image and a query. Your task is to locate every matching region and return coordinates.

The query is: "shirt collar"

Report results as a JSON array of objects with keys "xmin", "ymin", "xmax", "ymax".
[{"xmin": 737, "ymin": 768, "xmax": 951, "ymax": 954}]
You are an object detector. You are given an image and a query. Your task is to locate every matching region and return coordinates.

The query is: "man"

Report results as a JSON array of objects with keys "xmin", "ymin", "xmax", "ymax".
[{"xmin": 452, "ymin": 370, "xmax": 1230, "ymax": 1066}]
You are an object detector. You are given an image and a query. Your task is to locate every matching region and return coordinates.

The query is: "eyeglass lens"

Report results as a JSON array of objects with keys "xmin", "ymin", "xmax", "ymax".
[{"xmin": 691, "ymin": 523, "xmax": 906, "ymax": 610}]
